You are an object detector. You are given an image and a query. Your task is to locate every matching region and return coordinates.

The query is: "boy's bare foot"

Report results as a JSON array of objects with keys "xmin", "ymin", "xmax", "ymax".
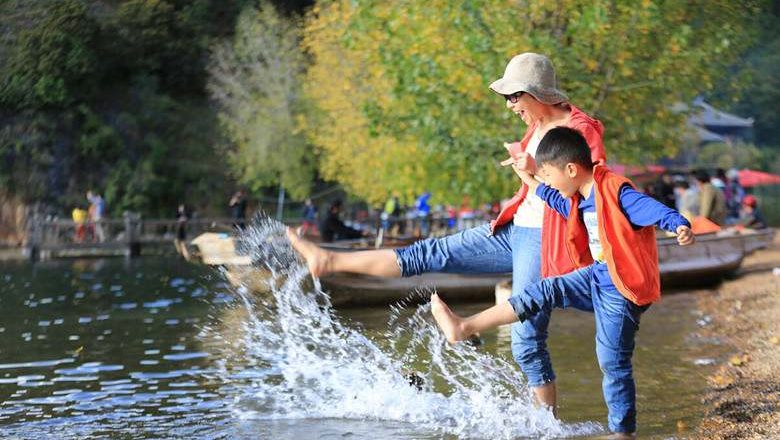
[
  {"xmin": 430, "ymin": 293, "xmax": 468, "ymax": 343},
  {"xmin": 285, "ymin": 227, "xmax": 333, "ymax": 277}
]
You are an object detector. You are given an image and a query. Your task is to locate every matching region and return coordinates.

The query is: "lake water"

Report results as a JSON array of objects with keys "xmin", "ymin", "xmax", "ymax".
[{"xmin": 0, "ymin": 227, "xmax": 725, "ymax": 439}]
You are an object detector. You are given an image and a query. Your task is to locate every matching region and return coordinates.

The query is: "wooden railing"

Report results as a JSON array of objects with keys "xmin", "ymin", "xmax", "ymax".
[
  {"xmin": 24, "ymin": 212, "xmax": 493, "ymax": 260},
  {"xmin": 25, "ymin": 217, "xmax": 240, "ymax": 260}
]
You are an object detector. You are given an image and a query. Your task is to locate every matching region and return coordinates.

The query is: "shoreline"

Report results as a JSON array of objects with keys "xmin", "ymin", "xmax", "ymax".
[{"xmin": 695, "ymin": 231, "xmax": 780, "ymax": 438}]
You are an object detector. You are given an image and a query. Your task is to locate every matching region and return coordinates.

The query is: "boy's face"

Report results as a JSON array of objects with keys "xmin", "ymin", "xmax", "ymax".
[{"xmin": 537, "ymin": 162, "xmax": 582, "ymax": 198}]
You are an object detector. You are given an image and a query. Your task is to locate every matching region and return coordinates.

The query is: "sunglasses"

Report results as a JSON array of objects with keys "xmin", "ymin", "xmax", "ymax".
[{"xmin": 504, "ymin": 91, "xmax": 525, "ymax": 103}]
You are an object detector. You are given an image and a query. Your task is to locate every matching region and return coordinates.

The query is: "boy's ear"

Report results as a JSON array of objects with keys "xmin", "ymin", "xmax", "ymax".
[{"xmin": 565, "ymin": 162, "xmax": 578, "ymax": 178}]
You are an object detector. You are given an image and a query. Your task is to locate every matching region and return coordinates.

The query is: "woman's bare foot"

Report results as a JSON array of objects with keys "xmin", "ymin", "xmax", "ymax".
[
  {"xmin": 430, "ymin": 294, "xmax": 468, "ymax": 343},
  {"xmin": 285, "ymin": 227, "xmax": 333, "ymax": 277}
]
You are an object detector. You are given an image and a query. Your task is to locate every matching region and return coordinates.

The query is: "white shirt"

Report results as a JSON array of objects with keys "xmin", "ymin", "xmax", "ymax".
[
  {"xmin": 513, "ymin": 129, "xmax": 546, "ymax": 228},
  {"xmin": 583, "ymin": 210, "xmax": 604, "ymax": 262}
]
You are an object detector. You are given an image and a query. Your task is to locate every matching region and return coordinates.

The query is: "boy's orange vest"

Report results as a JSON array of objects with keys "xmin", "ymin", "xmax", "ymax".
[{"xmin": 564, "ymin": 166, "xmax": 661, "ymax": 306}]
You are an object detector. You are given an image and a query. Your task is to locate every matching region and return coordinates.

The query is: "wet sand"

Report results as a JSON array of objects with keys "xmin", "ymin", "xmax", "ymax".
[{"xmin": 695, "ymin": 231, "xmax": 780, "ymax": 439}]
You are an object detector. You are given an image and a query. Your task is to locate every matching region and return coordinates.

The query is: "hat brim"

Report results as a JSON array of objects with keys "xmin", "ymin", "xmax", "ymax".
[{"xmin": 488, "ymin": 78, "xmax": 568, "ymax": 105}]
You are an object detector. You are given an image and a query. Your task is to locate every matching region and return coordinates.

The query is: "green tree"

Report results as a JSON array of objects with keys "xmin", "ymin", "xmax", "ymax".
[
  {"xmin": 694, "ymin": 141, "xmax": 768, "ymax": 171},
  {"xmin": 303, "ymin": 0, "xmax": 763, "ymax": 205},
  {"xmin": 0, "ymin": 0, "xmax": 100, "ymax": 109},
  {"xmin": 0, "ymin": 0, "xmax": 247, "ymax": 216},
  {"xmin": 711, "ymin": 0, "xmax": 780, "ymax": 150},
  {"xmin": 208, "ymin": 3, "xmax": 314, "ymax": 199}
]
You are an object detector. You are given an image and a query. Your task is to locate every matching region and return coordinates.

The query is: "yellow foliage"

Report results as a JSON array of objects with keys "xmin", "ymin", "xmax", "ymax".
[
  {"xmin": 728, "ymin": 353, "xmax": 750, "ymax": 367},
  {"xmin": 302, "ymin": 0, "xmax": 760, "ymax": 204}
]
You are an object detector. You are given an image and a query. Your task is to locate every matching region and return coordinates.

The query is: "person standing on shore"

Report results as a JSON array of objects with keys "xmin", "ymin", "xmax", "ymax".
[
  {"xmin": 174, "ymin": 203, "xmax": 190, "ymax": 259},
  {"xmin": 86, "ymin": 190, "xmax": 106, "ymax": 243},
  {"xmin": 229, "ymin": 190, "xmax": 247, "ymax": 229},
  {"xmin": 287, "ymin": 53, "xmax": 607, "ymax": 412},
  {"xmin": 414, "ymin": 191, "xmax": 432, "ymax": 238},
  {"xmin": 695, "ymin": 170, "xmax": 727, "ymax": 226},
  {"xmin": 674, "ymin": 180, "xmax": 699, "ymax": 221},
  {"xmin": 736, "ymin": 195, "xmax": 767, "ymax": 229},
  {"xmin": 71, "ymin": 206, "xmax": 87, "ymax": 243},
  {"xmin": 318, "ymin": 200, "xmax": 364, "ymax": 243},
  {"xmin": 298, "ymin": 198, "xmax": 318, "ymax": 236}
]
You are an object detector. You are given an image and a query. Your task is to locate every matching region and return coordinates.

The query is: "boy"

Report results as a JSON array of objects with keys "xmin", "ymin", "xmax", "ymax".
[{"xmin": 432, "ymin": 126, "xmax": 694, "ymax": 438}]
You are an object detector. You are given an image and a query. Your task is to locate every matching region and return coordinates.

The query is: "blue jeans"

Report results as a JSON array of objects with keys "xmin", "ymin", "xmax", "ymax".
[
  {"xmin": 508, "ymin": 265, "xmax": 649, "ymax": 434},
  {"xmin": 395, "ymin": 224, "xmax": 552, "ymax": 386}
]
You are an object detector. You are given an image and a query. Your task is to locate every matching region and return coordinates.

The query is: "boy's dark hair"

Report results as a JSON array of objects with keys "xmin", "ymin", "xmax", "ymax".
[{"xmin": 535, "ymin": 126, "xmax": 592, "ymax": 169}]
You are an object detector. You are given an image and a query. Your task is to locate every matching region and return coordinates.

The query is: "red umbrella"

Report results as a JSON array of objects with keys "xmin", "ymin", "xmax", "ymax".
[
  {"xmin": 738, "ymin": 169, "xmax": 780, "ymax": 187},
  {"xmin": 609, "ymin": 163, "xmax": 666, "ymax": 177}
]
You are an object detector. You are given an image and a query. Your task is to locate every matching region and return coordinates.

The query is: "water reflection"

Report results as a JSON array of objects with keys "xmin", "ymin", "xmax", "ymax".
[
  {"xmin": 0, "ymin": 257, "xmax": 234, "ymax": 438},
  {"xmin": 0, "ymin": 221, "xmax": 725, "ymax": 439}
]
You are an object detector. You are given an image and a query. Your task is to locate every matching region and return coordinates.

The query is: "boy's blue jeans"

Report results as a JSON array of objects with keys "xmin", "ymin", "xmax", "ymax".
[
  {"xmin": 394, "ymin": 223, "xmax": 553, "ymax": 386},
  {"xmin": 509, "ymin": 265, "xmax": 649, "ymax": 434}
]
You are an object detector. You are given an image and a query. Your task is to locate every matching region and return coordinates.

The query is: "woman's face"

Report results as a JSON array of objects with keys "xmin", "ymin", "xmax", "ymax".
[{"xmin": 506, "ymin": 92, "xmax": 541, "ymax": 126}]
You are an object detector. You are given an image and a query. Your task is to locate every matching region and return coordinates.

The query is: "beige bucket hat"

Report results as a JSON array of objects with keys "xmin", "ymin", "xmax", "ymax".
[{"xmin": 489, "ymin": 53, "xmax": 568, "ymax": 105}]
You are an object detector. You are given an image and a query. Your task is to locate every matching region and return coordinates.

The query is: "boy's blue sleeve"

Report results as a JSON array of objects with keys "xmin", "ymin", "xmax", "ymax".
[
  {"xmin": 618, "ymin": 186, "xmax": 691, "ymax": 232},
  {"xmin": 535, "ymin": 184, "xmax": 571, "ymax": 218}
]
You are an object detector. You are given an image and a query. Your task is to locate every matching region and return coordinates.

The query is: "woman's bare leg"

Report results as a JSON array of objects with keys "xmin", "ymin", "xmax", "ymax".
[
  {"xmin": 430, "ymin": 293, "xmax": 518, "ymax": 343},
  {"xmin": 286, "ymin": 228, "xmax": 402, "ymax": 278}
]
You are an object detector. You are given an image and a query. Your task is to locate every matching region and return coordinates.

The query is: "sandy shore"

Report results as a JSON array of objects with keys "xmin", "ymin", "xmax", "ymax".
[{"xmin": 695, "ymin": 231, "xmax": 780, "ymax": 439}]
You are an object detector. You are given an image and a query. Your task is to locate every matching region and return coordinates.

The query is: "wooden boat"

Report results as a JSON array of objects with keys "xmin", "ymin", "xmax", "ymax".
[
  {"xmin": 190, "ymin": 228, "xmax": 775, "ymax": 307},
  {"xmin": 659, "ymin": 228, "xmax": 774, "ymax": 286}
]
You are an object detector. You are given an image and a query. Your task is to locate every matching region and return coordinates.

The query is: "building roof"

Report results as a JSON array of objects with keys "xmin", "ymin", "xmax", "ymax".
[
  {"xmin": 691, "ymin": 124, "xmax": 726, "ymax": 143},
  {"xmin": 688, "ymin": 97, "xmax": 754, "ymax": 128}
]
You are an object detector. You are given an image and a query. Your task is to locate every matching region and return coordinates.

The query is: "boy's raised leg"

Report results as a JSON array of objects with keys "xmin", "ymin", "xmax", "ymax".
[
  {"xmin": 286, "ymin": 227, "xmax": 402, "ymax": 278},
  {"xmin": 431, "ymin": 293, "xmax": 519, "ymax": 343}
]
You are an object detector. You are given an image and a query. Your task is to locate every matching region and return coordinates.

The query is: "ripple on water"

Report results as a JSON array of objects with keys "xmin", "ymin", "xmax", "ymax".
[
  {"xmin": 0, "ymin": 375, "xmax": 46, "ymax": 385},
  {"xmin": 163, "ymin": 352, "xmax": 209, "ymax": 361},
  {"xmin": 0, "ymin": 358, "xmax": 74, "ymax": 370},
  {"xmin": 55, "ymin": 363, "xmax": 124, "ymax": 375},
  {"xmin": 52, "ymin": 376, "xmax": 100, "ymax": 382},
  {"xmin": 144, "ymin": 299, "xmax": 173, "ymax": 308}
]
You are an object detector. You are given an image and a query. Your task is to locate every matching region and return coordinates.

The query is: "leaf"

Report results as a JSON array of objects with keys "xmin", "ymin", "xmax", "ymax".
[{"xmin": 728, "ymin": 353, "xmax": 750, "ymax": 367}]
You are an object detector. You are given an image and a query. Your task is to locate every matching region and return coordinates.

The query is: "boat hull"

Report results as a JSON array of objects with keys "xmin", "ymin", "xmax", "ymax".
[{"xmin": 194, "ymin": 228, "xmax": 775, "ymax": 307}]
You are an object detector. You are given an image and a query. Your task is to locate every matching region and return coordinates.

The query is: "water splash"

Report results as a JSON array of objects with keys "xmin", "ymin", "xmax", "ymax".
[{"xmin": 219, "ymin": 217, "xmax": 603, "ymax": 439}]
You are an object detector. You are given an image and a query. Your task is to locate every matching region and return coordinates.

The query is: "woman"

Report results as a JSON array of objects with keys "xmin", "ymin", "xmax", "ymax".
[{"xmin": 288, "ymin": 53, "xmax": 606, "ymax": 412}]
